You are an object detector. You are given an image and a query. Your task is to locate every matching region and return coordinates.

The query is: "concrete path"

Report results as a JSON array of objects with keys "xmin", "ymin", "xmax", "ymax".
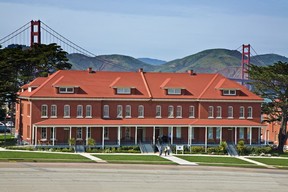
[
  {"xmin": 236, "ymin": 156, "xmax": 275, "ymax": 169},
  {"xmin": 161, "ymin": 155, "xmax": 198, "ymax": 166},
  {"xmin": 79, "ymin": 153, "xmax": 107, "ymax": 163}
]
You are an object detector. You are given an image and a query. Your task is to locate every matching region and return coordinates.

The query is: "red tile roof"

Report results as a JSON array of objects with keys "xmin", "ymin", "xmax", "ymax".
[
  {"xmin": 19, "ymin": 69, "xmax": 263, "ymax": 101},
  {"xmin": 34, "ymin": 118, "xmax": 265, "ymax": 127}
]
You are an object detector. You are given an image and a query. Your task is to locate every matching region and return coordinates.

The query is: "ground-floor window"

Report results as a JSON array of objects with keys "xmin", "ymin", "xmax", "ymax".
[
  {"xmin": 41, "ymin": 127, "xmax": 47, "ymax": 139},
  {"xmin": 216, "ymin": 127, "xmax": 221, "ymax": 139},
  {"xmin": 104, "ymin": 127, "xmax": 109, "ymax": 140},
  {"xmin": 87, "ymin": 127, "xmax": 91, "ymax": 138},
  {"xmin": 76, "ymin": 127, "xmax": 82, "ymax": 139},
  {"xmin": 125, "ymin": 127, "xmax": 131, "ymax": 139},
  {"xmin": 50, "ymin": 128, "xmax": 56, "ymax": 140},
  {"xmin": 176, "ymin": 127, "xmax": 181, "ymax": 138},
  {"xmin": 208, "ymin": 127, "xmax": 213, "ymax": 139},
  {"xmin": 239, "ymin": 127, "xmax": 244, "ymax": 139}
]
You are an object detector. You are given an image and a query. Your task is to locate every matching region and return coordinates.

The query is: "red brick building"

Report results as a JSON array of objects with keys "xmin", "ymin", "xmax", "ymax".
[{"xmin": 16, "ymin": 68, "xmax": 265, "ymax": 148}]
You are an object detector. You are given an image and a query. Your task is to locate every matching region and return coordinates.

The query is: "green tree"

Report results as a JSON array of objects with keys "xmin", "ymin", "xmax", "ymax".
[
  {"xmin": 248, "ymin": 61, "xmax": 288, "ymax": 153},
  {"xmin": 0, "ymin": 43, "xmax": 72, "ymax": 105}
]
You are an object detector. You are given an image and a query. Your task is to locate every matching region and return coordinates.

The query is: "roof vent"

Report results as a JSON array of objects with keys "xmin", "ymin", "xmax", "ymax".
[
  {"xmin": 87, "ymin": 67, "xmax": 93, "ymax": 73},
  {"xmin": 187, "ymin": 70, "xmax": 196, "ymax": 75},
  {"xmin": 138, "ymin": 68, "xmax": 143, "ymax": 72}
]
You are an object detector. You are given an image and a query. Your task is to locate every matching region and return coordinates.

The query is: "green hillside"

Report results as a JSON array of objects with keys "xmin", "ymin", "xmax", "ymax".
[{"xmin": 68, "ymin": 54, "xmax": 157, "ymax": 71}]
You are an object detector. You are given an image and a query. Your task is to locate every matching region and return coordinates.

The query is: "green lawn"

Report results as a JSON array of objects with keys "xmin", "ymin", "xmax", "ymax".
[
  {"xmin": 176, "ymin": 155, "xmax": 256, "ymax": 167},
  {"xmin": 0, "ymin": 151, "xmax": 92, "ymax": 162},
  {"xmin": 248, "ymin": 157, "xmax": 288, "ymax": 167},
  {"xmin": 94, "ymin": 154, "xmax": 176, "ymax": 164}
]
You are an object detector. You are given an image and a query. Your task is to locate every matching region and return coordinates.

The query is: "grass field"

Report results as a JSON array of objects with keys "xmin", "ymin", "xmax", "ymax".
[
  {"xmin": 0, "ymin": 151, "xmax": 92, "ymax": 162},
  {"xmin": 248, "ymin": 157, "xmax": 288, "ymax": 167},
  {"xmin": 94, "ymin": 154, "xmax": 176, "ymax": 164}
]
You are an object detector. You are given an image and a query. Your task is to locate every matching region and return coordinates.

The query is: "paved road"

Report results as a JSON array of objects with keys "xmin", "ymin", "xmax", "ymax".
[{"xmin": 0, "ymin": 162, "xmax": 287, "ymax": 192}]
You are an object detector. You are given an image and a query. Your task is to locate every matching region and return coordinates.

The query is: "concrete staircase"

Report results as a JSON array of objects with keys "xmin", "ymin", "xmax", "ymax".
[
  {"xmin": 140, "ymin": 144, "xmax": 154, "ymax": 153},
  {"xmin": 226, "ymin": 143, "xmax": 239, "ymax": 156}
]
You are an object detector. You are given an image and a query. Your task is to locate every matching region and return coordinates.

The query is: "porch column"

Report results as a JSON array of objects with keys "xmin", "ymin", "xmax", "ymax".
[
  {"xmin": 220, "ymin": 127, "xmax": 222, "ymax": 143},
  {"xmin": 34, "ymin": 126, "xmax": 37, "ymax": 147},
  {"xmin": 102, "ymin": 127, "xmax": 105, "ymax": 149},
  {"xmin": 188, "ymin": 126, "xmax": 191, "ymax": 146},
  {"xmin": 153, "ymin": 126, "xmax": 155, "ymax": 145},
  {"xmin": 118, "ymin": 126, "xmax": 121, "ymax": 146},
  {"xmin": 234, "ymin": 127, "xmax": 237, "ymax": 145},
  {"xmin": 205, "ymin": 127, "xmax": 207, "ymax": 153},
  {"xmin": 267, "ymin": 130, "xmax": 269, "ymax": 145},
  {"xmin": 258, "ymin": 127, "xmax": 261, "ymax": 144},
  {"xmin": 86, "ymin": 127, "xmax": 89, "ymax": 146},
  {"xmin": 69, "ymin": 127, "xmax": 72, "ymax": 140},
  {"xmin": 171, "ymin": 126, "xmax": 174, "ymax": 145},
  {"xmin": 249, "ymin": 127, "xmax": 252, "ymax": 145},
  {"xmin": 52, "ymin": 127, "xmax": 55, "ymax": 146},
  {"xmin": 32, "ymin": 125, "xmax": 35, "ymax": 145},
  {"xmin": 135, "ymin": 126, "xmax": 138, "ymax": 145},
  {"xmin": 264, "ymin": 127, "xmax": 267, "ymax": 145}
]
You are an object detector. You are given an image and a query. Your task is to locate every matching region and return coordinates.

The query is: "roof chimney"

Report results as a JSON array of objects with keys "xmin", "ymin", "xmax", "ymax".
[
  {"xmin": 87, "ymin": 67, "xmax": 93, "ymax": 73},
  {"xmin": 187, "ymin": 70, "xmax": 194, "ymax": 75},
  {"xmin": 138, "ymin": 68, "xmax": 143, "ymax": 72}
]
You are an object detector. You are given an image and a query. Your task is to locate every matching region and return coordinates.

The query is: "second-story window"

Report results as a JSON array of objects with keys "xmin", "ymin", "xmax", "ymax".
[
  {"xmin": 156, "ymin": 105, "xmax": 161, "ymax": 118},
  {"xmin": 41, "ymin": 104, "xmax": 48, "ymax": 118},
  {"xmin": 247, "ymin": 107, "xmax": 253, "ymax": 119},
  {"xmin": 228, "ymin": 106, "xmax": 233, "ymax": 118},
  {"xmin": 125, "ymin": 105, "xmax": 131, "ymax": 118},
  {"xmin": 208, "ymin": 106, "xmax": 214, "ymax": 118},
  {"xmin": 189, "ymin": 105, "xmax": 195, "ymax": 118},
  {"xmin": 168, "ymin": 105, "xmax": 174, "ymax": 118},
  {"xmin": 216, "ymin": 106, "xmax": 222, "ymax": 118},
  {"xmin": 64, "ymin": 105, "xmax": 70, "ymax": 118},
  {"xmin": 86, "ymin": 105, "xmax": 92, "ymax": 118},
  {"xmin": 239, "ymin": 106, "xmax": 245, "ymax": 119},
  {"xmin": 176, "ymin": 106, "xmax": 182, "ymax": 118},
  {"xmin": 167, "ymin": 88, "xmax": 181, "ymax": 95},
  {"xmin": 77, "ymin": 105, "xmax": 83, "ymax": 118},
  {"xmin": 103, "ymin": 105, "xmax": 109, "ymax": 118},
  {"xmin": 51, "ymin": 105, "xmax": 57, "ymax": 118},
  {"xmin": 138, "ymin": 105, "xmax": 144, "ymax": 118},
  {"xmin": 117, "ymin": 105, "xmax": 123, "ymax": 118},
  {"xmin": 59, "ymin": 87, "xmax": 74, "ymax": 93},
  {"xmin": 117, "ymin": 88, "xmax": 131, "ymax": 94}
]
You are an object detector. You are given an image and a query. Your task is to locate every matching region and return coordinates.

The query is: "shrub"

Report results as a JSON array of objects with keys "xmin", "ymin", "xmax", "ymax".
[{"xmin": 191, "ymin": 146, "xmax": 205, "ymax": 154}]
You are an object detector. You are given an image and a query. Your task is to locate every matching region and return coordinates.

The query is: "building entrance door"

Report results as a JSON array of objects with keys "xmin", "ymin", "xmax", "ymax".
[{"xmin": 137, "ymin": 128, "xmax": 143, "ymax": 142}]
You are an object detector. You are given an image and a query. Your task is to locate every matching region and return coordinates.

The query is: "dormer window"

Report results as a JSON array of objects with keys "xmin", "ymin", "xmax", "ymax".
[
  {"xmin": 223, "ymin": 89, "xmax": 236, "ymax": 96},
  {"xmin": 117, "ymin": 87, "xmax": 131, "ymax": 94},
  {"xmin": 59, "ymin": 87, "xmax": 74, "ymax": 93},
  {"xmin": 167, "ymin": 88, "xmax": 181, "ymax": 95}
]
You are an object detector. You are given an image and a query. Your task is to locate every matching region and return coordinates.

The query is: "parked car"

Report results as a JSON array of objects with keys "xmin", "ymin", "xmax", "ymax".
[
  {"xmin": 0, "ymin": 125, "xmax": 11, "ymax": 133},
  {"xmin": 5, "ymin": 121, "xmax": 14, "ymax": 127},
  {"xmin": 0, "ymin": 122, "xmax": 5, "ymax": 126}
]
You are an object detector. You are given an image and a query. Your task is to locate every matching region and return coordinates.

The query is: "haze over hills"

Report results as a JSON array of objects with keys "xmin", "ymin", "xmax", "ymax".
[
  {"xmin": 67, "ymin": 49, "xmax": 288, "ymax": 78},
  {"xmin": 137, "ymin": 58, "xmax": 167, "ymax": 65}
]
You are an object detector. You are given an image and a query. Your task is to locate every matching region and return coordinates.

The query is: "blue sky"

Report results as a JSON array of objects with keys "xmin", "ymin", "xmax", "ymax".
[{"xmin": 0, "ymin": 0, "xmax": 287, "ymax": 61}]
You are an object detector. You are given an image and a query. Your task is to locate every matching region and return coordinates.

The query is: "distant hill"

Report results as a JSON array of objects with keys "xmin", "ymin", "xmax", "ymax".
[
  {"xmin": 67, "ymin": 54, "xmax": 157, "ymax": 72},
  {"xmin": 67, "ymin": 50, "xmax": 288, "ymax": 79},
  {"xmin": 137, "ymin": 58, "xmax": 167, "ymax": 65}
]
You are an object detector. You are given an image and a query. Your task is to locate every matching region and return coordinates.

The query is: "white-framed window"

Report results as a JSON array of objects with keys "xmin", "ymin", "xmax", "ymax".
[
  {"xmin": 51, "ymin": 105, "xmax": 57, "ymax": 118},
  {"xmin": 176, "ymin": 106, "xmax": 182, "ymax": 118},
  {"xmin": 156, "ymin": 105, "xmax": 161, "ymax": 118},
  {"xmin": 117, "ymin": 105, "xmax": 123, "ymax": 118},
  {"xmin": 247, "ymin": 128, "xmax": 250, "ymax": 139},
  {"xmin": 176, "ymin": 127, "xmax": 181, "ymax": 139},
  {"xmin": 189, "ymin": 105, "xmax": 195, "ymax": 118},
  {"xmin": 228, "ymin": 106, "xmax": 233, "ymax": 118},
  {"xmin": 76, "ymin": 127, "xmax": 82, "ymax": 139},
  {"xmin": 239, "ymin": 128, "xmax": 244, "ymax": 139},
  {"xmin": 247, "ymin": 107, "xmax": 253, "ymax": 119},
  {"xmin": 138, "ymin": 105, "xmax": 144, "ymax": 118},
  {"xmin": 117, "ymin": 88, "xmax": 131, "ymax": 94},
  {"xmin": 239, "ymin": 106, "xmax": 245, "ymax": 119},
  {"xmin": 190, "ymin": 127, "xmax": 195, "ymax": 139},
  {"xmin": 59, "ymin": 87, "xmax": 74, "ymax": 93},
  {"xmin": 86, "ymin": 105, "xmax": 92, "ymax": 118},
  {"xmin": 103, "ymin": 105, "xmax": 109, "ymax": 118},
  {"xmin": 41, "ymin": 127, "xmax": 47, "ymax": 139},
  {"xmin": 208, "ymin": 127, "xmax": 213, "ymax": 139},
  {"xmin": 64, "ymin": 105, "xmax": 70, "ymax": 118},
  {"xmin": 104, "ymin": 127, "xmax": 109, "ymax": 140},
  {"xmin": 77, "ymin": 105, "xmax": 83, "ymax": 118},
  {"xmin": 223, "ymin": 89, "xmax": 236, "ymax": 96},
  {"xmin": 216, "ymin": 106, "xmax": 222, "ymax": 118},
  {"xmin": 216, "ymin": 127, "xmax": 221, "ymax": 139},
  {"xmin": 208, "ymin": 106, "xmax": 214, "ymax": 118},
  {"xmin": 125, "ymin": 127, "xmax": 131, "ymax": 140},
  {"xmin": 50, "ymin": 128, "xmax": 56, "ymax": 140},
  {"xmin": 167, "ymin": 88, "xmax": 181, "ymax": 95},
  {"xmin": 168, "ymin": 105, "xmax": 174, "ymax": 118},
  {"xmin": 125, "ymin": 105, "xmax": 131, "ymax": 118},
  {"xmin": 41, "ymin": 104, "xmax": 48, "ymax": 118}
]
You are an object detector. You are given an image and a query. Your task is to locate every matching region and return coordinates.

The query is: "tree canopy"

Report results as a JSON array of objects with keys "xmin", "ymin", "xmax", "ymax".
[
  {"xmin": 0, "ymin": 43, "xmax": 72, "ymax": 106},
  {"xmin": 248, "ymin": 61, "xmax": 288, "ymax": 152}
]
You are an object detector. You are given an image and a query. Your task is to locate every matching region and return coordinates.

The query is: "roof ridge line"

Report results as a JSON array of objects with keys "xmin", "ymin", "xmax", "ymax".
[
  {"xmin": 198, "ymin": 73, "xmax": 219, "ymax": 99},
  {"xmin": 29, "ymin": 70, "xmax": 62, "ymax": 97},
  {"xmin": 140, "ymin": 72, "xmax": 152, "ymax": 98}
]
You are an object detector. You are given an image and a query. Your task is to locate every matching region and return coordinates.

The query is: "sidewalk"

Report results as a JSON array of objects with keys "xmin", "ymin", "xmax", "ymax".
[
  {"xmin": 236, "ymin": 156, "xmax": 275, "ymax": 169},
  {"xmin": 79, "ymin": 153, "xmax": 107, "ymax": 163},
  {"xmin": 161, "ymin": 154, "xmax": 198, "ymax": 166}
]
